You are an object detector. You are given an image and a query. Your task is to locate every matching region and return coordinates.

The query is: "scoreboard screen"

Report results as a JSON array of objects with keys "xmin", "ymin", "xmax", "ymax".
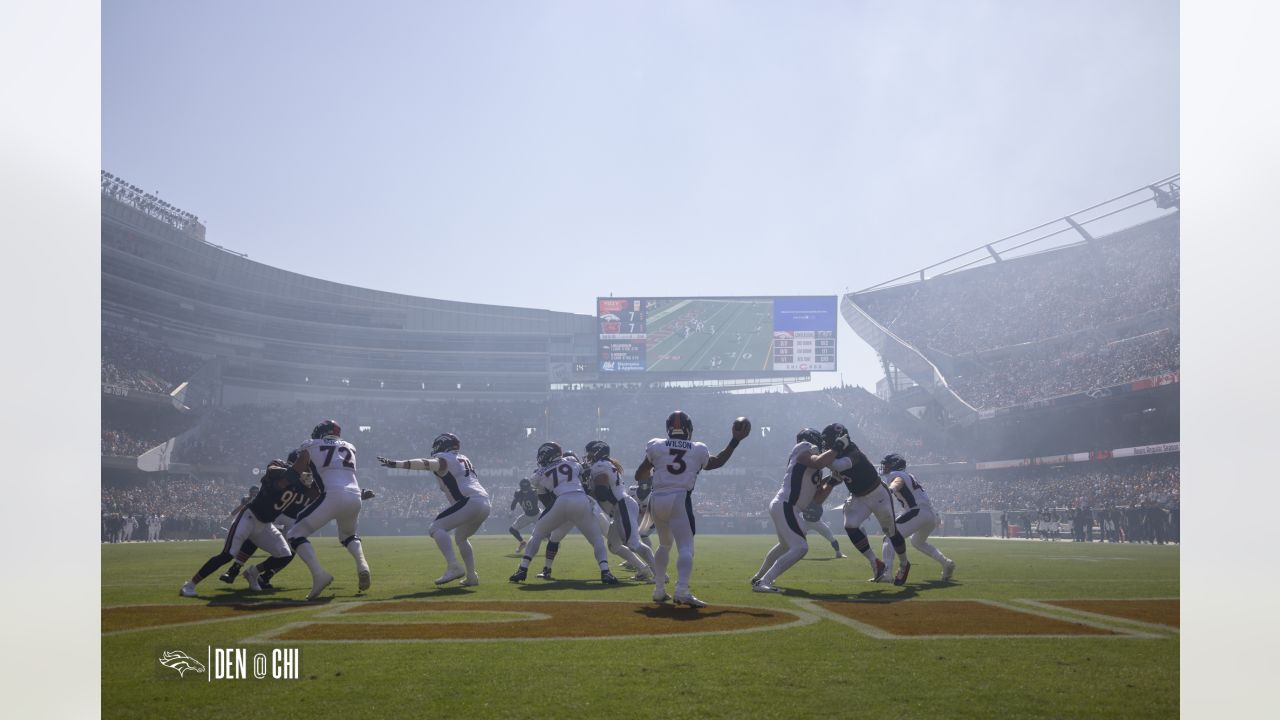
[{"xmin": 597, "ymin": 296, "xmax": 837, "ymax": 374}]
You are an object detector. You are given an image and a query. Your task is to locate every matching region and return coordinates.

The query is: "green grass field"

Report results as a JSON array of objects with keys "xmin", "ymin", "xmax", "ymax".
[{"xmin": 102, "ymin": 536, "xmax": 1178, "ymax": 719}]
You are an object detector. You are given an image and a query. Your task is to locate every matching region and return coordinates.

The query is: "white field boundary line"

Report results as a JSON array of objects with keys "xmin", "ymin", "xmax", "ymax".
[
  {"xmin": 1015, "ymin": 598, "xmax": 1180, "ymax": 634},
  {"xmin": 101, "ymin": 603, "xmax": 315, "ymax": 637},
  {"xmin": 789, "ymin": 598, "xmax": 1163, "ymax": 640},
  {"xmin": 240, "ymin": 598, "xmax": 821, "ymax": 645}
]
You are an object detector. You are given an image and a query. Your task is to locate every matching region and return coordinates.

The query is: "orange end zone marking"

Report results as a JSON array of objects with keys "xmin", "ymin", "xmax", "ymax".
[
  {"xmin": 1042, "ymin": 599, "xmax": 1179, "ymax": 628},
  {"xmin": 815, "ymin": 600, "xmax": 1118, "ymax": 637},
  {"xmin": 274, "ymin": 600, "xmax": 799, "ymax": 641}
]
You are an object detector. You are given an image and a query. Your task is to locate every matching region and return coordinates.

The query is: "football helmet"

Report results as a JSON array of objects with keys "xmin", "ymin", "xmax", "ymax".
[
  {"xmin": 537, "ymin": 442, "xmax": 563, "ymax": 466},
  {"xmin": 431, "ymin": 432, "xmax": 461, "ymax": 454},
  {"xmin": 286, "ymin": 450, "xmax": 300, "ymax": 464},
  {"xmin": 796, "ymin": 427, "xmax": 823, "ymax": 447},
  {"xmin": 821, "ymin": 423, "xmax": 851, "ymax": 453},
  {"xmin": 666, "ymin": 410, "xmax": 693, "ymax": 440},
  {"xmin": 311, "ymin": 419, "xmax": 341, "ymax": 439},
  {"xmin": 585, "ymin": 440, "xmax": 611, "ymax": 463},
  {"xmin": 519, "ymin": 478, "xmax": 532, "ymax": 491},
  {"xmin": 881, "ymin": 453, "xmax": 907, "ymax": 473}
]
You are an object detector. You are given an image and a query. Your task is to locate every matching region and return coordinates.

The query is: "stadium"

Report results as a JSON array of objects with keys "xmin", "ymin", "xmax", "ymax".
[{"xmin": 102, "ymin": 171, "xmax": 1179, "ymax": 718}]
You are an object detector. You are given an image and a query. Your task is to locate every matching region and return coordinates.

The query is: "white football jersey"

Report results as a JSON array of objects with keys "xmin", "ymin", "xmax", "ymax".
[
  {"xmin": 588, "ymin": 459, "xmax": 628, "ymax": 504},
  {"xmin": 535, "ymin": 456, "xmax": 588, "ymax": 497},
  {"xmin": 645, "ymin": 437, "xmax": 711, "ymax": 493},
  {"xmin": 774, "ymin": 441, "xmax": 824, "ymax": 507},
  {"xmin": 886, "ymin": 470, "xmax": 934, "ymax": 514},
  {"xmin": 432, "ymin": 452, "xmax": 489, "ymax": 504},
  {"xmin": 300, "ymin": 437, "xmax": 360, "ymax": 495}
]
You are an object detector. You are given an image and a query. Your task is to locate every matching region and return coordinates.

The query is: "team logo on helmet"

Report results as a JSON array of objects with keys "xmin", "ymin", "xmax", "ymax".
[
  {"xmin": 881, "ymin": 453, "xmax": 907, "ymax": 473},
  {"xmin": 796, "ymin": 428, "xmax": 823, "ymax": 447},
  {"xmin": 821, "ymin": 423, "xmax": 851, "ymax": 453},
  {"xmin": 585, "ymin": 440, "xmax": 611, "ymax": 463},
  {"xmin": 311, "ymin": 419, "xmax": 341, "ymax": 439},
  {"xmin": 431, "ymin": 433, "xmax": 461, "ymax": 454},
  {"xmin": 537, "ymin": 442, "xmax": 563, "ymax": 466},
  {"xmin": 666, "ymin": 410, "xmax": 693, "ymax": 440}
]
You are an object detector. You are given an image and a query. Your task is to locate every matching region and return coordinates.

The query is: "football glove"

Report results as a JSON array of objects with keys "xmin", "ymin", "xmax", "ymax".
[{"xmin": 361, "ymin": 489, "xmax": 376, "ymax": 500}]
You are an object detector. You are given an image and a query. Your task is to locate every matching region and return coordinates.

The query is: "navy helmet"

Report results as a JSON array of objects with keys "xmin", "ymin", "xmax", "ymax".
[
  {"xmin": 821, "ymin": 423, "xmax": 851, "ymax": 453},
  {"xmin": 537, "ymin": 442, "xmax": 563, "ymax": 466},
  {"xmin": 311, "ymin": 419, "xmax": 341, "ymax": 439},
  {"xmin": 585, "ymin": 440, "xmax": 611, "ymax": 463},
  {"xmin": 666, "ymin": 410, "xmax": 693, "ymax": 440},
  {"xmin": 881, "ymin": 453, "xmax": 907, "ymax": 473},
  {"xmin": 432, "ymin": 433, "xmax": 461, "ymax": 454},
  {"xmin": 796, "ymin": 428, "xmax": 823, "ymax": 447}
]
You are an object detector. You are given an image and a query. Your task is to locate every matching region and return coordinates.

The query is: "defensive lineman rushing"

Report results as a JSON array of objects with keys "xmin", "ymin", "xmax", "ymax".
[
  {"xmin": 751, "ymin": 428, "xmax": 840, "ymax": 592},
  {"xmin": 508, "ymin": 478, "xmax": 540, "ymax": 554},
  {"xmin": 879, "ymin": 453, "xmax": 955, "ymax": 582},
  {"xmin": 377, "ymin": 432, "xmax": 491, "ymax": 586},
  {"xmin": 285, "ymin": 420, "xmax": 372, "ymax": 600},
  {"xmin": 180, "ymin": 459, "xmax": 307, "ymax": 597},
  {"xmin": 509, "ymin": 442, "xmax": 619, "ymax": 585},
  {"xmin": 812, "ymin": 423, "xmax": 913, "ymax": 585},
  {"xmin": 634, "ymin": 411, "xmax": 750, "ymax": 607}
]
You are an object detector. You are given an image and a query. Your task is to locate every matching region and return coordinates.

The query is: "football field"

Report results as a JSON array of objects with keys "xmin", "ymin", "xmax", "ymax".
[
  {"xmin": 102, "ymin": 536, "xmax": 1178, "ymax": 719},
  {"xmin": 645, "ymin": 299, "xmax": 774, "ymax": 372}
]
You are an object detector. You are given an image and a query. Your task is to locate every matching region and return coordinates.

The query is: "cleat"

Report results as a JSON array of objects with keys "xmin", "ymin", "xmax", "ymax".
[
  {"xmin": 894, "ymin": 562, "xmax": 911, "ymax": 586},
  {"xmin": 536, "ymin": 568, "xmax": 554, "ymax": 580},
  {"xmin": 244, "ymin": 564, "xmax": 263, "ymax": 591},
  {"xmin": 652, "ymin": 590, "xmax": 671, "ymax": 603},
  {"xmin": 258, "ymin": 576, "xmax": 273, "ymax": 590},
  {"xmin": 306, "ymin": 570, "xmax": 334, "ymax": 601},
  {"xmin": 219, "ymin": 565, "xmax": 240, "ymax": 584},
  {"xmin": 601, "ymin": 570, "xmax": 620, "ymax": 585},
  {"xmin": 516, "ymin": 540, "xmax": 527, "ymax": 554},
  {"xmin": 631, "ymin": 568, "xmax": 654, "ymax": 582},
  {"xmin": 435, "ymin": 566, "xmax": 466, "ymax": 585},
  {"xmin": 460, "ymin": 574, "xmax": 481, "ymax": 587},
  {"xmin": 509, "ymin": 567, "xmax": 528, "ymax": 583},
  {"xmin": 619, "ymin": 561, "xmax": 637, "ymax": 572},
  {"xmin": 750, "ymin": 575, "xmax": 762, "ymax": 587},
  {"xmin": 673, "ymin": 593, "xmax": 707, "ymax": 608},
  {"xmin": 179, "ymin": 581, "xmax": 198, "ymax": 598},
  {"xmin": 869, "ymin": 559, "xmax": 888, "ymax": 583},
  {"xmin": 941, "ymin": 560, "xmax": 956, "ymax": 582},
  {"xmin": 835, "ymin": 552, "xmax": 847, "ymax": 558},
  {"xmin": 752, "ymin": 583, "xmax": 782, "ymax": 593},
  {"xmin": 358, "ymin": 569, "xmax": 371, "ymax": 592}
]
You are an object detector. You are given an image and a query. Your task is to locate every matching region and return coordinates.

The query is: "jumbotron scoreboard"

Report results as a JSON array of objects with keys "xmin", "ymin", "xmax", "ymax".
[{"xmin": 597, "ymin": 296, "xmax": 837, "ymax": 374}]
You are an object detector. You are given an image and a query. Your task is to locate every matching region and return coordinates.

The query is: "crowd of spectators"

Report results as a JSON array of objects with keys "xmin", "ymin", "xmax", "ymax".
[
  {"xmin": 922, "ymin": 455, "xmax": 1179, "ymax": 514},
  {"xmin": 101, "ymin": 429, "xmax": 163, "ymax": 457},
  {"xmin": 854, "ymin": 216, "xmax": 1179, "ymax": 409},
  {"xmin": 101, "ymin": 330, "xmax": 207, "ymax": 394},
  {"xmin": 949, "ymin": 329, "xmax": 1179, "ymax": 408}
]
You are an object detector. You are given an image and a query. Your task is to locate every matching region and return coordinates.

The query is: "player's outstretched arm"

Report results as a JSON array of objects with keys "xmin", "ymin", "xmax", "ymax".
[
  {"xmin": 813, "ymin": 477, "xmax": 838, "ymax": 506},
  {"xmin": 376, "ymin": 456, "xmax": 443, "ymax": 473},
  {"xmin": 705, "ymin": 417, "xmax": 751, "ymax": 471},
  {"xmin": 799, "ymin": 447, "xmax": 839, "ymax": 469}
]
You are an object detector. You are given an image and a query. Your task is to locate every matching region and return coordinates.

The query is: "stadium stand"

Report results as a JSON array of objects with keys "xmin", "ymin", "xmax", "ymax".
[{"xmin": 851, "ymin": 213, "xmax": 1179, "ymax": 410}]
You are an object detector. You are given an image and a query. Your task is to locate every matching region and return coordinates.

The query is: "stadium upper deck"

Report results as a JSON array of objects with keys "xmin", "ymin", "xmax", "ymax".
[{"xmin": 101, "ymin": 174, "xmax": 599, "ymax": 402}]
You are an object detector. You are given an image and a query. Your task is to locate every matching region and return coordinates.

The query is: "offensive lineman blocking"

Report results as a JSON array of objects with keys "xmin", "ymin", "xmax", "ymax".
[
  {"xmin": 879, "ymin": 453, "xmax": 955, "ymax": 582},
  {"xmin": 378, "ymin": 432, "xmax": 491, "ymax": 587}
]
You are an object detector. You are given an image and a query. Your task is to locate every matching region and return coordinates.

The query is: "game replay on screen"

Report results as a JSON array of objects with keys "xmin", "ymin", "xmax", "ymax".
[{"xmin": 597, "ymin": 296, "xmax": 837, "ymax": 374}]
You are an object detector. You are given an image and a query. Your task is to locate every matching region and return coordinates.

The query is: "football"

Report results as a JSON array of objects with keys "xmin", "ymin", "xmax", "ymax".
[{"xmin": 733, "ymin": 416, "xmax": 751, "ymax": 434}]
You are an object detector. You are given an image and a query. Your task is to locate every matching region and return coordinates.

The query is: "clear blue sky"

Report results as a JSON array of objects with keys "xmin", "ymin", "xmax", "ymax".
[{"xmin": 102, "ymin": 1, "xmax": 1178, "ymax": 389}]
